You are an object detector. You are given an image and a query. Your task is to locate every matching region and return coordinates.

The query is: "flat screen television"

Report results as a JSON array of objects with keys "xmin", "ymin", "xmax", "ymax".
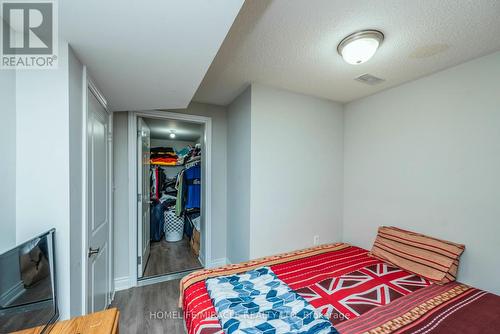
[{"xmin": 0, "ymin": 229, "xmax": 59, "ymax": 333}]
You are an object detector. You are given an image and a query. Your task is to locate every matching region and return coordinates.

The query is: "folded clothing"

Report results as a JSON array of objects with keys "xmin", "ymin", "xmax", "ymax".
[
  {"xmin": 184, "ymin": 144, "xmax": 201, "ymax": 163},
  {"xmin": 370, "ymin": 226, "xmax": 465, "ymax": 284},
  {"xmin": 150, "ymin": 146, "xmax": 178, "ymax": 164},
  {"xmin": 151, "ymin": 157, "xmax": 178, "ymax": 165},
  {"xmin": 151, "ymin": 152, "xmax": 176, "ymax": 158},
  {"xmin": 151, "ymin": 146, "xmax": 176, "ymax": 155},
  {"xmin": 176, "ymin": 146, "xmax": 192, "ymax": 159}
]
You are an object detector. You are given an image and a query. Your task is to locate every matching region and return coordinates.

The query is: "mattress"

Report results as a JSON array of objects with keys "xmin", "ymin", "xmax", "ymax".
[{"xmin": 180, "ymin": 243, "xmax": 500, "ymax": 334}]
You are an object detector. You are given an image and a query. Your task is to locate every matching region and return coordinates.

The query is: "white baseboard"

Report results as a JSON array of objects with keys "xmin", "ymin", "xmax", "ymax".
[
  {"xmin": 114, "ymin": 276, "xmax": 130, "ymax": 292},
  {"xmin": 210, "ymin": 257, "xmax": 230, "ymax": 268},
  {"xmin": 0, "ymin": 281, "xmax": 24, "ymax": 306}
]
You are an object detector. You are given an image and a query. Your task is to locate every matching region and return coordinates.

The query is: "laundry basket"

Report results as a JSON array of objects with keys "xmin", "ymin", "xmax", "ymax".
[{"xmin": 164, "ymin": 210, "xmax": 184, "ymax": 242}]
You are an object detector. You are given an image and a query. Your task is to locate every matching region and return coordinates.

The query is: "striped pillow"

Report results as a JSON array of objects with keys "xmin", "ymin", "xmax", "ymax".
[{"xmin": 370, "ymin": 226, "xmax": 465, "ymax": 284}]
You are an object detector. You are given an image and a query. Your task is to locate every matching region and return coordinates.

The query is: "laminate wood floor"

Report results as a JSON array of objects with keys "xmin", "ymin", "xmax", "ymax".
[
  {"xmin": 143, "ymin": 236, "xmax": 202, "ymax": 278},
  {"xmin": 111, "ymin": 279, "xmax": 185, "ymax": 334}
]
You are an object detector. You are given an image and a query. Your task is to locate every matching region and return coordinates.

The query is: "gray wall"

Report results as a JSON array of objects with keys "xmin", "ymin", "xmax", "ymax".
[
  {"xmin": 68, "ymin": 47, "xmax": 84, "ymax": 316},
  {"xmin": 0, "ymin": 68, "xmax": 16, "ymax": 254},
  {"xmin": 112, "ymin": 102, "xmax": 229, "ymax": 282},
  {"xmin": 343, "ymin": 51, "xmax": 500, "ymax": 294},
  {"xmin": 150, "ymin": 139, "xmax": 197, "ymax": 149},
  {"xmin": 167, "ymin": 103, "xmax": 229, "ymax": 262},
  {"xmin": 227, "ymin": 87, "xmax": 252, "ymax": 263},
  {"xmin": 250, "ymin": 84, "xmax": 344, "ymax": 258},
  {"xmin": 113, "ymin": 112, "xmax": 130, "ymax": 281}
]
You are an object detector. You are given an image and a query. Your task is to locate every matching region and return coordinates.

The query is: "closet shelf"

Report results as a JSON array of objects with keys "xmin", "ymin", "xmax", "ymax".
[{"xmin": 150, "ymin": 163, "xmax": 184, "ymax": 167}]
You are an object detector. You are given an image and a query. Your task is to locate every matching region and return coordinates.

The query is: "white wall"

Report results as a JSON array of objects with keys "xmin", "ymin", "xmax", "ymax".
[
  {"xmin": 15, "ymin": 41, "xmax": 72, "ymax": 318},
  {"xmin": 227, "ymin": 87, "xmax": 252, "ymax": 263},
  {"xmin": 68, "ymin": 46, "xmax": 84, "ymax": 316},
  {"xmin": 112, "ymin": 102, "xmax": 229, "ymax": 283},
  {"xmin": 0, "ymin": 68, "xmax": 16, "ymax": 254},
  {"xmin": 250, "ymin": 84, "xmax": 344, "ymax": 258},
  {"xmin": 343, "ymin": 51, "xmax": 500, "ymax": 294},
  {"xmin": 13, "ymin": 42, "xmax": 91, "ymax": 318}
]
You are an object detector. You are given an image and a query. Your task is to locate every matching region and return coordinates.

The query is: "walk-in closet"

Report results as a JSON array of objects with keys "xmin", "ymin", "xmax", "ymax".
[{"xmin": 138, "ymin": 117, "xmax": 203, "ymax": 279}]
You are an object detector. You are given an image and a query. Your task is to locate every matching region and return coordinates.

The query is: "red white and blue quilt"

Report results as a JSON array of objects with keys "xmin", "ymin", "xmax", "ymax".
[{"xmin": 180, "ymin": 244, "xmax": 500, "ymax": 334}]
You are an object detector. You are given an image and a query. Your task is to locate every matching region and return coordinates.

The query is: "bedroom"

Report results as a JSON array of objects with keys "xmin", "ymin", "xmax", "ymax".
[{"xmin": 0, "ymin": 0, "xmax": 499, "ymax": 333}]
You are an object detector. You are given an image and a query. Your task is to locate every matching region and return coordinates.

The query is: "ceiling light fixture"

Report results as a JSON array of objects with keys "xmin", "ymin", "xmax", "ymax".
[
  {"xmin": 337, "ymin": 30, "xmax": 384, "ymax": 65},
  {"xmin": 169, "ymin": 130, "xmax": 176, "ymax": 139}
]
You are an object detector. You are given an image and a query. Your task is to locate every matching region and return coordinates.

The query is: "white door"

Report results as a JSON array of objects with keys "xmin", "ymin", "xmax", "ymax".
[
  {"xmin": 137, "ymin": 118, "xmax": 151, "ymax": 277},
  {"xmin": 87, "ymin": 89, "xmax": 111, "ymax": 312}
]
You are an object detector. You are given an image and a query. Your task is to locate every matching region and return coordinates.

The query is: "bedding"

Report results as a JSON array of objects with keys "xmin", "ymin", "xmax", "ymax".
[
  {"xmin": 181, "ymin": 243, "xmax": 500, "ymax": 334},
  {"xmin": 370, "ymin": 226, "xmax": 465, "ymax": 284},
  {"xmin": 206, "ymin": 267, "xmax": 335, "ymax": 334}
]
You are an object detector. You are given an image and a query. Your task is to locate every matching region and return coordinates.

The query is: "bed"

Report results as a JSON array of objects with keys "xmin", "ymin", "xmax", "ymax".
[{"xmin": 180, "ymin": 242, "xmax": 500, "ymax": 334}]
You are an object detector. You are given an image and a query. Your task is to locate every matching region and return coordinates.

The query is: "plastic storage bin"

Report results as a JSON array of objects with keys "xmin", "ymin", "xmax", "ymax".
[{"xmin": 164, "ymin": 210, "xmax": 184, "ymax": 242}]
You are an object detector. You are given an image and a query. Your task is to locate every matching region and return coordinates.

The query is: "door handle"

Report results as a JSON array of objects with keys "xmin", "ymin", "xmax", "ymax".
[{"xmin": 88, "ymin": 247, "xmax": 100, "ymax": 258}]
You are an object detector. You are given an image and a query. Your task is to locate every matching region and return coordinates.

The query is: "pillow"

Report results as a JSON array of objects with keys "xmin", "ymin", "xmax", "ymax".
[{"xmin": 370, "ymin": 226, "xmax": 465, "ymax": 284}]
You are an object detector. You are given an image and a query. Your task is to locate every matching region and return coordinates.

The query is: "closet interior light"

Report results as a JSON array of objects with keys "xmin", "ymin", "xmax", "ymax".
[{"xmin": 169, "ymin": 130, "xmax": 176, "ymax": 139}]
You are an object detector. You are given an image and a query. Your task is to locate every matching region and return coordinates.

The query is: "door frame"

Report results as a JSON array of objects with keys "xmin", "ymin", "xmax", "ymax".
[
  {"xmin": 137, "ymin": 118, "xmax": 151, "ymax": 278},
  {"xmin": 127, "ymin": 110, "xmax": 212, "ymax": 288},
  {"xmin": 81, "ymin": 67, "xmax": 114, "ymax": 313}
]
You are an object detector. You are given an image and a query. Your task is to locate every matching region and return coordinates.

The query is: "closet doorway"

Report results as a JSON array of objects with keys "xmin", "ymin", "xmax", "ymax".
[{"xmin": 128, "ymin": 111, "xmax": 212, "ymax": 284}]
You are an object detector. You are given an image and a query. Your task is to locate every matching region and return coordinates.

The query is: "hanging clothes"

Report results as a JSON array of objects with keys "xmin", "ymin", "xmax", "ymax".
[
  {"xmin": 184, "ymin": 164, "xmax": 201, "ymax": 210},
  {"xmin": 150, "ymin": 167, "xmax": 160, "ymax": 200},
  {"xmin": 175, "ymin": 169, "xmax": 185, "ymax": 217},
  {"xmin": 150, "ymin": 200, "xmax": 171, "ymax": 241}
]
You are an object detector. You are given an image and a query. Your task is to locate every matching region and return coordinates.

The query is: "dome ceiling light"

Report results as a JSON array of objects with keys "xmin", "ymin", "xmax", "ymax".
[{"xmin": 337, "ymin": 30, "xmax": 384, "ymax": 65}]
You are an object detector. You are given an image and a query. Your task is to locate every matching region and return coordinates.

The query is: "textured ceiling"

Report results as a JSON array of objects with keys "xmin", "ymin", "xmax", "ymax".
[
  {"xmin": 144, "ymin": 118, "xmax": 202, "ymax": 142},
  {"xmin": 194, "ymin": 0, "xmax": 500, "ymax": 105},
  {"xmin": 60, "ymin": 0, "xmax": 243, "ymax": 111}
]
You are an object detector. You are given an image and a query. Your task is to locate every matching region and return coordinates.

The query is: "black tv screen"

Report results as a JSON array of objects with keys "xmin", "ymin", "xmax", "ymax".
[{"xmin": 0, "ymin": 229, "xmax": 59, "ymax": 333}]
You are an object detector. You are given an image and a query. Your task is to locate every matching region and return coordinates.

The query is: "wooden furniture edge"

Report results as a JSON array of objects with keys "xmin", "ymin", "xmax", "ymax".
[{"xmin": 11, "ymin": 308, "xmax": 120, "ymax": 334}]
